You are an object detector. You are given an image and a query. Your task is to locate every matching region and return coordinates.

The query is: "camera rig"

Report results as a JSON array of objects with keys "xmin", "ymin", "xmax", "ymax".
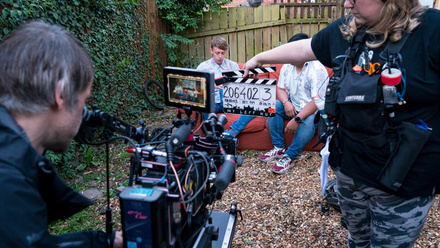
[{"xmin": 75, "ymin": 67, "xmax": 243, "ymax": 248}]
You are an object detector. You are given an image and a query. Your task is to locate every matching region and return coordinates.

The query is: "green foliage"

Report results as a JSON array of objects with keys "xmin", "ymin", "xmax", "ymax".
[
  {"xmin": 155, "ymin": 0, "xmax": 228, "ymax": 34},
  {"xmin": 0, "ymin": 0, "xmax": 158, "ymax": 120},
  {"xmin": 45, "ymin": 141, "xmax": 104, "ymax": 180},
  {"xmin": 45, "ymin": 149, "xmax": 77, "ymax": 179},
  {"xmin": 49, "ymin": 205, "xmax": 106, "ymax": 234},
  {"xmin": 155, "ymin": 0, "xmax": 230, "ymax": 65},
  {"xmin": 160, "ymin": 33, "xmax": 193, "ymax": 64}
]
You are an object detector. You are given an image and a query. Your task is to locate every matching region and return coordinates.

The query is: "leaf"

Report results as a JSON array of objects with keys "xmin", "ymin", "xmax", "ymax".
[
  {"xmin": 2, "ymin": 9, "xmax": 9, "ymax": 18},
  {"xmin": 77, "ymin": 164, "xmax": 87, "ymax": 171}
]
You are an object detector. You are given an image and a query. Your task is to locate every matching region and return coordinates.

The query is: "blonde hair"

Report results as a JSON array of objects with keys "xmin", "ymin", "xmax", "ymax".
[{"xmin": 341, "ymin": 0, "xmax": 427, "ymax": 48}]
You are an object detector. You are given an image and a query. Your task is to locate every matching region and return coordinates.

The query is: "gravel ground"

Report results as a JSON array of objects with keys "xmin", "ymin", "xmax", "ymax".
[{"xmin": 214, "ymin": 149, "xmax": 440, "ymax": 248}]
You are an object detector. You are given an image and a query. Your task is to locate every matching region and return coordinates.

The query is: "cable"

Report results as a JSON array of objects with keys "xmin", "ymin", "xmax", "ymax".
[
  {"xmin": 397, "ymin": 68, "xmax": 407, "ymax": 101},
  {"xmin": 192, "ymin": 115, "xmax": 204, "ymax": 134},
  {"xmin": 169, "ymin": 160, "xmax": 188, "ymax": 212},
  {"xmin": 183, "ymin": 151, "xmax": 211, "ymax": 204},
  {"xmin": 84, "ymin": 135, "xmax": 140, "ymax": 186},
  {"xmin": 184, "ymin": 159, "xmax": 194, "ymax": 194}
]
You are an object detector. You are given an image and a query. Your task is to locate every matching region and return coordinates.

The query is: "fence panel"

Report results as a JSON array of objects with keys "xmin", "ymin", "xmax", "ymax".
[
  {"xmin": 245, "ymin": 7, "xmax": 254, "ymax": 62},
  {"xmin": 262, "ymin": 5, "xmax": 272, "ymax": 53},
  {"xmin": 180, "ymin": 0, "xmax": 344, "ymax": 65},
  {"xmin": 254, "ymin": 7, "xmax": 264, "ymax": 55},
  {"xmin": 237, "ymin": 7, "xmax": 246, "ymax": 63},
  {"xmin": 229, "ymin": 8, "xmax": 238, "ymax": 62}
]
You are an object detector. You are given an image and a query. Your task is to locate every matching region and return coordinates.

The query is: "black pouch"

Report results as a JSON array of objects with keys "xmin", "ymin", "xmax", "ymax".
[
  {"xmin": 336, "ymin": 72, "xmax": 380, "ymax": 104},
  {"xmin": 377, "ymin": 121, "xmax": 431, "ymax": 192},
  {"xmin": 336, "ymin": 72, "xmax": 386, "ymax": 133},
  {"xmin": 324, "ymin": 75, "xmax": 341, "ymax": 117},
  {"xmin": 328, "ymin": 129, "xmax": 342, "ymax": 169},
  {"xmin": 314, "ymin": 113, "xmax": 326, "ymax": 139}
]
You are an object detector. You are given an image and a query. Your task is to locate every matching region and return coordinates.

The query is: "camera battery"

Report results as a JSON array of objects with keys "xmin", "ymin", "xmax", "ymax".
[{"xmin": 119, "ymin": 186, "xmax": 169, "ymax": 248}]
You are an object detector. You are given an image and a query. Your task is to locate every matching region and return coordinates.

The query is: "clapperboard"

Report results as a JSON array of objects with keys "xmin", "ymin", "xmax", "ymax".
[{"xmin": 219, "ymin": 66, "xmax": 277, "ymax": 117}]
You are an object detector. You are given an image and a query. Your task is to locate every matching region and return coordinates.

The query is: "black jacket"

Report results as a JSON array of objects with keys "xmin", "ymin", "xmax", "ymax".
[{"xmin": 0, "ymin": 106, "xmax": 110, "ymax": 247}]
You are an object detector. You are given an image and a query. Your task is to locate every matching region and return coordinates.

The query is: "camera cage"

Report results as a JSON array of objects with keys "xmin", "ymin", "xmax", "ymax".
[
  {"xmin": 163, "ymin": 66, "xmax": 215, "ymax": 113},
  {"xmin": 119, "ymin": 113, "xmax": 242, "ymax": 248},
  {"xmin": 74, "ymin": 64, "xmax": 243, "ymax": 247}
]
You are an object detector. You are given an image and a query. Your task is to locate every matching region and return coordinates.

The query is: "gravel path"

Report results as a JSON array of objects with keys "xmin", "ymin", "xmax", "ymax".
[{"xmin": 215, "ymin": 150, "xmax": 440, "ymax": 247}]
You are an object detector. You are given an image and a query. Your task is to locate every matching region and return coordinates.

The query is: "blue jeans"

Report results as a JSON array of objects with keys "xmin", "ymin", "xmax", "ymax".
[
  {"xmin": 229, "ymin": 115, "xmax": 255, "ymax": 136},
  {"xmin": 268, "ymin": 99, "xmax": 316, "ymax": 160},
  {"xmin": 215, "ymin": 88, "xmax": 224, "ymax": 113}
]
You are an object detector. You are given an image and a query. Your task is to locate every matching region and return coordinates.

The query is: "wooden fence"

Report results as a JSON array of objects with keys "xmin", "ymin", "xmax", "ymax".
[{"xmin": 179, "ymin": 0, "xmax": 345, "ymax": 65}]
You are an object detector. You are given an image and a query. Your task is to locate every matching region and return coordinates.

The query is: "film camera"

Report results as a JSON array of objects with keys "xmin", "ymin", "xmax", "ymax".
[{"xmin": 75, "ymin": 67, "xmax": 243, "ymax": 248}]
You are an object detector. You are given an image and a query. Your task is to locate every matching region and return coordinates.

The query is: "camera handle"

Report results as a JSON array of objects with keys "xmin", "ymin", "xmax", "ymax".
[
  {"xmin": 202, "ymin": 114, "xmax": 238, "ymax": 191},
  {"xmin": 102, "ymin": 131, "xmax": 115, "ymax": 245}
]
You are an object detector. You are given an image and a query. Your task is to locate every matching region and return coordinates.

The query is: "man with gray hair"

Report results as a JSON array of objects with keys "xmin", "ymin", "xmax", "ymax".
[{"xmin": 0, "ymin": 21, "xmax": 122, "ymax": 247}]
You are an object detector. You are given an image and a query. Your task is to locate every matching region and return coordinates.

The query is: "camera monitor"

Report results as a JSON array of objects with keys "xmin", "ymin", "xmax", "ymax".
[{"xmin": 163, "ymin": 66, "xmax": 215, "ymax": 113}]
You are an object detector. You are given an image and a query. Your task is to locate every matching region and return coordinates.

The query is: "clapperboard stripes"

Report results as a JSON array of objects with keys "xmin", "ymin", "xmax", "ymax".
[
  {"xmin": 226, "ymin": 77, "xmax": 277, "ymax": 85},
  {"xmin": 222, "ymin": 66, "xmax": 276, "ymax": 78},
  {"xmin": 220, "ymin": 66, "xmax": 277, "ymax": 85},
  {"xmin": 221, "ymin": 66, "xmax": 278, "ymax": 117}
]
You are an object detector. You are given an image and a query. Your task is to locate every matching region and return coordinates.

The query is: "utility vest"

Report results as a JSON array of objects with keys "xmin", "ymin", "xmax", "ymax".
[{"xmin": 321, "ymin": 31, "xmax": 432, "ymax": 192}]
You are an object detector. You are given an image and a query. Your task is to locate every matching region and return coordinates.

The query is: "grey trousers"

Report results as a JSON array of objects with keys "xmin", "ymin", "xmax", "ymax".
[{"xmin": 334, "ymin": 170, "xmax": 435, "ymax": 248}]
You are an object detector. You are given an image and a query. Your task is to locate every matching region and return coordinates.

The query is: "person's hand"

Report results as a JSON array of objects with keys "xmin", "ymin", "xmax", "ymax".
[
  {"xmin": 215, "ymin": 84, "xmax": 223, "ymax": 89},
  {"xmin": 284, "ymin": 102, "xmax": 297, "ymax": 118},
  {"xmin": 285, "ymin": 119, "xmax": 299, "ymax": 133},
  {"xmin": 113, "ymin": 231, "xmax": 123, "ymax": 248},
  {"xmin": 243, "ymin": 57, "xmax": 262, "ymax": 77}
]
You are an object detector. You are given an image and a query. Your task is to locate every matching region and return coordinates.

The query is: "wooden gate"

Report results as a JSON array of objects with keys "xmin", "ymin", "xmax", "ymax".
[{"xmin": 179, "ymin": 0, "xmax": 345, "ymax": 65}]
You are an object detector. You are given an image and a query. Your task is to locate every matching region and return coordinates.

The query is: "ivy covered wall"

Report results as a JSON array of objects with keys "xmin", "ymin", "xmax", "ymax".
[{"xmin": 0, "ymin": 0, "xmax": 166, "ymax": 120}]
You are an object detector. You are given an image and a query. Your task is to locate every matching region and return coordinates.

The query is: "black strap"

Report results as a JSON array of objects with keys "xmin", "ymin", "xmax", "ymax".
[
  {"xmin": 384, "ymin": 32, "xmax": 409, "ymax": 54},
  {"xmin": 347, "ymin": 30, "xmax": 367, "ymax": 60},
  {"xmin": 346, "ymin": 31, "xmax": 409, "ymax": 64},
  {"xmin": 379, "ymin": 32, "xmax": 409, "ymax": 67}
]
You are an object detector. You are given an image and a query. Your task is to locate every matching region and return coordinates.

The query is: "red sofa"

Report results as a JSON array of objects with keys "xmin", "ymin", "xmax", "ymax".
[{"xmin": 177, "ymin": 64, "xmax": 331, "ymax": 151}]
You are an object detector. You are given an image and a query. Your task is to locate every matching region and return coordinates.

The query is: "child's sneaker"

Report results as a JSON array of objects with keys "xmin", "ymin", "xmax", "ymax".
[
  {"xmin": 271, "ymin": 155, "xmax": 294, "ymax": 174},
  {"xmin": 259, "ymin": 147, "xmax": 285, "ymax": 162}
]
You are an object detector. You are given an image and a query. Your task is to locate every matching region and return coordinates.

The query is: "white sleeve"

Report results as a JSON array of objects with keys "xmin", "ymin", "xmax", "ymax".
[
  {"xmin": 277, "ymin": 64, "xmax": 290, "ymax": 89},
  {"xmin": 309, "ymin": 61, "xmax": 329, "ymax": 97}
]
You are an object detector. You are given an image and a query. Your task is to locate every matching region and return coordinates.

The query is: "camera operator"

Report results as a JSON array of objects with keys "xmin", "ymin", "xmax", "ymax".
[
  {"xmin": 0, "ymin": 21, "xmax": 122, "ymax": 247},
  {"xmin": 244, "ymin": 1, "xmax": 440, "ymax": 247}
]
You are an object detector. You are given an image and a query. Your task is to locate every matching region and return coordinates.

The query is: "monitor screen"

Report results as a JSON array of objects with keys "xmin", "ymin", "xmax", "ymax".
[{"xmin": 163, "ymin": 67, "xmax": 215, "ymax": 113}]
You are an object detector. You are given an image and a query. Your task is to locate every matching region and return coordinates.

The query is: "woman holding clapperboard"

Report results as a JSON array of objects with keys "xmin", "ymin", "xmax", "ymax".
[{"xmin": 244, "ymin": 0, "xmax": 440, "ymax": 247}]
